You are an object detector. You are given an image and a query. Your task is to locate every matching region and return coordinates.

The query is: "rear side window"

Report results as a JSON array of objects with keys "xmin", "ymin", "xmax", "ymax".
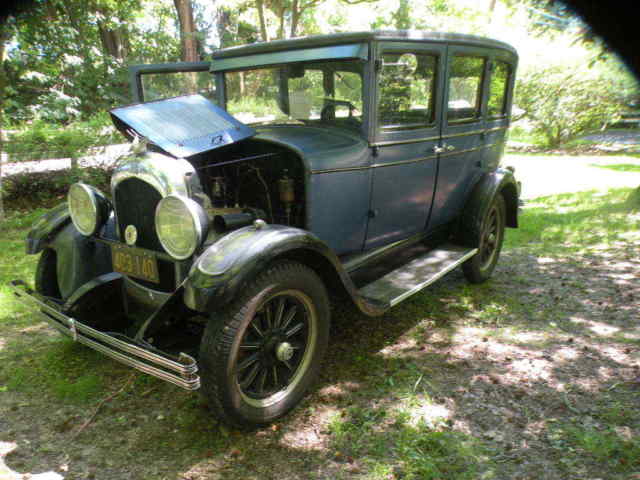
[
  {"xmin": 488, "ymin": 61, "xmax": 511, "ymax": 118},
  {"xmin": 378, "ymin": 52, "xmax": 438, "ymax": 130},
  {"xmin": 447, "ymin": 56, "xmax": 485, "ymax": 123}
]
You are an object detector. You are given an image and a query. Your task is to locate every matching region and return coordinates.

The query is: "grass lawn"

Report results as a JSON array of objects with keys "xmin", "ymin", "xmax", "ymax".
[{"xmin": 0, "ymin": 186, "xmax": 638, "ymax": 480}]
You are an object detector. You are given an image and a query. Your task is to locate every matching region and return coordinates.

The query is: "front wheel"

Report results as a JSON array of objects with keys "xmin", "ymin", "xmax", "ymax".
[
  {"xmin": 462, "ymin": 194, "xmax": 506, "ymax": 284},
  {"xmin": 198, "ymin": 261, "xmax": 330, "ymax": 427}
]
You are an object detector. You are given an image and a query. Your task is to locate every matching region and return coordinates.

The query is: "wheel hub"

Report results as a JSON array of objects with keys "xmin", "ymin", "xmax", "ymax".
[{"xmin": 276, "ymin": 342, "xmax": 294, "ymax": 362}]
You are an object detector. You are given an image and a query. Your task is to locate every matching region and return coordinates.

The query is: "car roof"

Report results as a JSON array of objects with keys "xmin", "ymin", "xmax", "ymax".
[{"xmin": 210, "ymin": 30, "xmax": 518, "ymax": 60}]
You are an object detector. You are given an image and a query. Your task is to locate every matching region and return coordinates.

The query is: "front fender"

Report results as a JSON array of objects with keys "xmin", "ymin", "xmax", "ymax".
[
  {"xmin": 26, "ymin": 203, "xmax": 71, "ymax": 254},
  {"xmin": 457, "ymin": 167, "xmax": 520, "ymax": 247},
  {"xmin": 183, "ymin": 224, "xmax": 386, "ymax": 316}
]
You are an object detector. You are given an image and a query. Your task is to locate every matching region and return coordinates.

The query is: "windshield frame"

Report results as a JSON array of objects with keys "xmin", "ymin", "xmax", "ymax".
[{"xmin": 216, "ymin": 44, "xmax": 374, "ymax": 140}]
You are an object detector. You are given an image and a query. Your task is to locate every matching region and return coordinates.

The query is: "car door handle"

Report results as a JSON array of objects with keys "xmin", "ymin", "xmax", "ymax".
[{"xmin": 433, "ymin": 146, "xmax": 445, "ymax": 154}]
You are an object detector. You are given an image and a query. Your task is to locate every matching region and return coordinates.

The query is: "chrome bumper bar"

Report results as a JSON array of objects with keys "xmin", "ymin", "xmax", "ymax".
[{"xmin": 9, "ymin": 280, "xmax": 200, "ymax": 391}]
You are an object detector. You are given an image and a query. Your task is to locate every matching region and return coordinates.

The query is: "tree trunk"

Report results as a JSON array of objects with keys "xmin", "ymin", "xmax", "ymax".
[
  {"xmin": 257, "ymin": 0, "xmax": 269, "ymax": 42},
  {"xmin": 173, "ymin": 0, "xmax": 199, "ymax": 62},
  {"xmin": 276, "ymin": 4, "xmax": 286, "ymax": 40},
  {"xmin": 488, "ymin": 0, "xmax": 497, "ymax": 24},
  {"xmin": 97, "ymin": 19, "xmax": 128, "ymax": 61},
  {"xmin": 290, "ymin": 0, "xmax": 299, "ymax": 38}
]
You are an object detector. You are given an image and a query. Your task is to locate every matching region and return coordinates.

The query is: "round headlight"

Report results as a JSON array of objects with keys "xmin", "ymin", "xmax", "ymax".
[
  {"xmin": 155, "ymin": 195, "xmax": 208, "ymax": 260},
  {"xmin": 68, "ymin": 183, "xmax": 109, "ymax": 236}
]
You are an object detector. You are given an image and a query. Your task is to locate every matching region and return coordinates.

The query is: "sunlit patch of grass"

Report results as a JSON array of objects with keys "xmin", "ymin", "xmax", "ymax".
[
  {"xmin": 590, "ymin": 163, "xmax": 640, "ymax": 172},
  {"xmin": 0, "ymin": 209, "xmax": 46, "ymax": 314},
  {"xmin": 505, "ymin": 188, "xmax": 639, "ymax": 254},
  {"xmin": 328, "ymin": 407, "xmax": 487, "ymax": 479}
]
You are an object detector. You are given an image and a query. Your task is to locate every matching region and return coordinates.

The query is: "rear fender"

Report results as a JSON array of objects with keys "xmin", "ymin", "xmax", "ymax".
[{"xmin": 457, "ymin": 168, "xmax": 520, "ymax": 247}]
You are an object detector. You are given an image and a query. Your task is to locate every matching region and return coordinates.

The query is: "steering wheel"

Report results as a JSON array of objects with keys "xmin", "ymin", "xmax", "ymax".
[{"xmin": 320, "ymin": 98, "xmax": 358, "ymax": 121}]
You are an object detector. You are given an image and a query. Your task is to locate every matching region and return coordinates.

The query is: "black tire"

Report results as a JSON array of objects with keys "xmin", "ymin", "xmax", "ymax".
[
  {"xmin": 35, "ymin": 248, "xmax": 61, "ymax": 299},
  {"xmin": 462, "ymin": 194, "xmax": 506, "ymax": 284},
  {"xmin": 198, "ymin": 260, "xmax": 330, "ymax": 427}
]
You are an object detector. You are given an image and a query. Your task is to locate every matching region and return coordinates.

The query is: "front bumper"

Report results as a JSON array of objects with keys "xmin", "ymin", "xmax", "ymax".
[{"xmin": 9, "ymin": 280, "xmax": 200, "ymax": 391}]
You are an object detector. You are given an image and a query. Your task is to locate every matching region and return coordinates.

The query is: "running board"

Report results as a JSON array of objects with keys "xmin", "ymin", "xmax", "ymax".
[{"xmin": 359, "ymin": 244, "xmax": 477, "ymax": 308}]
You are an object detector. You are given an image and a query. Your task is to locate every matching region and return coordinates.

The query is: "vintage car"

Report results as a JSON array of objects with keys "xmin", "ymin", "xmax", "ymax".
[{"xmin": 10, "ymin": 31, "xmax": 520, "ymax": 427}]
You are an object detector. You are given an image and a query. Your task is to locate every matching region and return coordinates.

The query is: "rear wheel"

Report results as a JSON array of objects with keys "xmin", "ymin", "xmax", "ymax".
[
  {"xmin": 462, "ymin": 194, "xmax": 506, "ymax": 284},
  {"xmin": 198, "ymin": 261, "xmax": 330, "ymax": 427}
]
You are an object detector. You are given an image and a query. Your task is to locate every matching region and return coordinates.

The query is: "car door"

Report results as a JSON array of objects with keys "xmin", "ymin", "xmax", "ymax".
[
  {"xmin": 364, "ymin": 42, "xmax": 446, "ymax": 250},
  {"xmin": 428, "ymin": 47, "xmax": 491, "ymax": 229}
]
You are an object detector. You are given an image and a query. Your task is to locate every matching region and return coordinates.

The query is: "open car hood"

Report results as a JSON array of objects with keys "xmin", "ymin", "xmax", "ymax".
[{"xmin": 110, "ymin": 94, "xmax": 256, "ymax": 158}]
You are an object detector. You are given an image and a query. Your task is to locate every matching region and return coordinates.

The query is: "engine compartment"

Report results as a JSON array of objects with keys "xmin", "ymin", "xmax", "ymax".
[{"xmin": 189, "ymin": 139, "xmax": 307, "ymax": 229}]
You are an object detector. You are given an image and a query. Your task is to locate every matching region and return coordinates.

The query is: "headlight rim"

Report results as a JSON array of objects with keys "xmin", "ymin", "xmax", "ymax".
[
  {"xmin": 68, "ymin": 182, "xmax": 107, "ymax": 237},
  {"xmin": 154, "ymin": 194, "xmax": 208, "ymax": 260}
]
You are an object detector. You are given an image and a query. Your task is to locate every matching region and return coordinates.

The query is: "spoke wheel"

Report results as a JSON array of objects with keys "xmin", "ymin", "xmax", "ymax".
[
  {"xmin": 236, "ymin": 290, "xmax": 316, "ymax": 407},
  {"xmin": 199, "ymin": 261, "xmax": 330, "ymax": 427},
  {"xmin": 479, "ymin": 206, "xmax": 500, "ymax": 269},
  {"xmin": 462, "ymin": 193, "xmax": 506, "ymax": 284}
]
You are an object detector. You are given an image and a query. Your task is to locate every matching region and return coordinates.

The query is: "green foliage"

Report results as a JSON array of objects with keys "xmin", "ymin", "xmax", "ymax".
[
  {"xmin": 515, "ymin": 62, "xmax": 637, "ymax": 148},
  {"xmin": 3, "ymin": 0, "xmax": 181, "ymax": 125},
  {"xmin": 5, "ymin": 113, "xmax": 120, "ymax": 162}
]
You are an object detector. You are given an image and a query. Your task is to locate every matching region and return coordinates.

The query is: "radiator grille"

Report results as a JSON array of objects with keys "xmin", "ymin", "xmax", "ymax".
[
  {"xmin": 113, "ymin": 177, "xmax": 176, "ymax": 292},
  {"xmin": 114, "ymin": 178, "xmax": 162, "ymax": 251}
]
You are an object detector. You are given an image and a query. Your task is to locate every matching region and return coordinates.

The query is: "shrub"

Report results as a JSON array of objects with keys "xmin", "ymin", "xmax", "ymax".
[
  {"xmin": 515, "ymin": 63, "xmax": 637, "ymax": 148},
  {"xmin": 4, "ymin": 113, "xmax": 121, "ymax": 163},
  {"xmin": 1, "ymin": 165, "xmax": 113, "ymax": 208}
]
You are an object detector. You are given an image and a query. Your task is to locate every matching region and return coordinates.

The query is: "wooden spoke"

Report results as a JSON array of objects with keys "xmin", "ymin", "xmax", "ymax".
[
  {"xmin": 238, "ymin": 352, "xmax": 260, "ymax": 371},
  {"xmin": 239, "ymin": 362, "xmax": 260, "ymax": 389},
  {"xmin": 285, "ymin": 322, "xmax": 304, "ymax": 338},
  {"xmin": 273, "ymin": 297, "xmax": 286, "ymax": 328},
  {"xmin": 280, "ymin": 305, "xmax": 298, "ymax": 331}
]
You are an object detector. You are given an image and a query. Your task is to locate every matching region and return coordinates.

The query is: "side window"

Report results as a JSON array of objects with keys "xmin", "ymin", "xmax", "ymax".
[
  {"xmin": 447, "ymin": 56, "xmax": 485, "ymax": 123},
  {"xmin": 488, "ymin": 60, "xmax": 511, "ymax": 118},
  {"xmin": 378, "ymin": 52, "xmax": 438, "ymax": 130}
]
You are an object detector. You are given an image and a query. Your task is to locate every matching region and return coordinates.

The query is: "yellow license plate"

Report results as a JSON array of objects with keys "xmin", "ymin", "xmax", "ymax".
[{"xmin": 111, "ymin": 245, "xmax": 160, "ymax": 284}]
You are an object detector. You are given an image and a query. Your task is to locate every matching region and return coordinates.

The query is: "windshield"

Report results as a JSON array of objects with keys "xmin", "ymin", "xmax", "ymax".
[{"xmin": 225, "ymin": 60, "xmax": 364, "ymax": 132}]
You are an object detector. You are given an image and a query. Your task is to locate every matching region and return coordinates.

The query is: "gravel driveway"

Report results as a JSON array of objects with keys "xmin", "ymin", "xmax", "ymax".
[{"xmin": 503, "ymin": 153, "xmax": 640, "ymax": 200}]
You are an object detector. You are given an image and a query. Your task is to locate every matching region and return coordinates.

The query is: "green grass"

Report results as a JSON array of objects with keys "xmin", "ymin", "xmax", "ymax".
[
  {"xmin": 0, "ymin": 208, "xmax": 112, "ymax": 403},
  {"xmin": 590, "ymin": 163, "xmax": 640, "ymax": 172},
  {"xmin": 558, "ymin": 425, "xmax": 640, "ymax": 472},
  {"xmin": 328, "ymin": 407, "xmax": 486, "ymax": 479},
  {"xmin": 505, "ymin": 187, "xmax": 639, "ymax": 254}
]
